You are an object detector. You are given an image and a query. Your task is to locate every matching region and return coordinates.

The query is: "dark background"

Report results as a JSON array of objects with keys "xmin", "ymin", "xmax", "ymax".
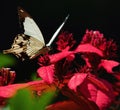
[{"xmin": 1, "ymin": 0, "xmax": 120, "ymax": 82}]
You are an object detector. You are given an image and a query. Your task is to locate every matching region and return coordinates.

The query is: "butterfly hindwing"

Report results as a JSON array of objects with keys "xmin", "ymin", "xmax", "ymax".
[{"xmin": 3, "ymin": 34, "xmax": 45, "ymax": 60}]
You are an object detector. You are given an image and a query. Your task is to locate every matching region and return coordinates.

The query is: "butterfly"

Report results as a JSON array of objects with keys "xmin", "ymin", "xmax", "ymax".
[{"xmin": 3, "ymin": 7, "xmax": 69, "ymax": 60}]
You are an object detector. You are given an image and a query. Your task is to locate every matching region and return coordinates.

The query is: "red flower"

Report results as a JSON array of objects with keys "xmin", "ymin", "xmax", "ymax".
[
  {"xmin": 75, "ymin": 43, "xmax": 103, "ymax": 69},
  {"xmin": 104, "ymin": 39, "xmax": 117, "ymax": 59},
  {"xmin": 0, "ymin": 68, "xmax": 16, "ymax": 86},
  {"xmin": 36, "ymin": 30, "xmax": 120, "ymax": 110},
  {"xmin": 37, "ymin": 51, "xmax": 75, "ymax": 83},
  {"xmin": 81, "ymin": 30, "xmax": 105, "ymax": 49},
  {"xmin": 38, "ymin": 54, "xmax": 50, "ymax": 66},
  {"xmin": 81, "ymin": 30, "xmax": 117, "ymax": 59}
]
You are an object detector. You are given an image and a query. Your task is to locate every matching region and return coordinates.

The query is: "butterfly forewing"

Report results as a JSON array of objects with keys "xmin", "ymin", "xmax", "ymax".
[{"xmin": 18, "ymin": 7, "xmax": 45, "ymax": 44}]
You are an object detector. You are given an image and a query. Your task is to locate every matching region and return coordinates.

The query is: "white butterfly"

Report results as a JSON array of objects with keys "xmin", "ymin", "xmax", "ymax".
[{"xmin": 3, "ymin": 7, "xmax": 69, "ymax": 60}]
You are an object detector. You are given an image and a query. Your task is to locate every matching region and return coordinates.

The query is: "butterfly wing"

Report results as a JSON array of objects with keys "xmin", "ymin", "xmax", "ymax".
[
  {"xmin": 3, "ymin": 34, "xmax": 45, "ymax": 60},
  {"xmin": 18, "ymin": 7, "xmax": 45, "ymax": 44},
  {"xmin": 3, "ymin": 7, "xmax": 46, "ymax": 60}
]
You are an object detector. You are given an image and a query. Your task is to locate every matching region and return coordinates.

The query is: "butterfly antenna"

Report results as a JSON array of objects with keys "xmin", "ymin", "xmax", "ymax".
[{"xmin": 46, "ymin": 14, "xmax": 69, "ymax": 47}]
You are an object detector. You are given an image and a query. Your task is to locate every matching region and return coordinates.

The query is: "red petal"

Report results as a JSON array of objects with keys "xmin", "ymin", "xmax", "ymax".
[
  {"xmin": 114, "ymin": 74, "xmax": 120, "ymax": 80},
  {"xmin": 49, "ymin": 51, "xmax": 74, "ymax": 64},
  {"xmin": 95, "ymin": 79, "xmax": 115, "ymax": 110},
  {"xmin": 37, "ymin": 65, "xmax": 54, "ymax": 84},
  {"xmin": 88, "ymin": 76, "xmax": 109, "ymax": 92},
  {"xmin": 68, "ymin": 73, "xmax": 88, "ymax": 91},
  {"xmin": 66, "ymin": 54, "xmax": 75, "ymax": 61},
  {"xmin": 77, "ymin": 77, "xmax": 115, "ymax": 110},
  {"xmin": 75, "ymin": 43, "xmax": 103, "ymax": 57},
  {"xmin": 47, "ymin": 100, "xmax": 85, "ymax": 110},
  {"xmin": 0, "ymin": 83, "xmax": 28, "ymax": 98},
  {"xmin": 96, "ymin": 90, "xmax": 114, "ymax": 110},
  {"xmin": 99, "ymin": 59, "xmax": 119, "ymax": 73},
  {"xmin": 61, "ymin": 86, "xmax": 99, "ymax": 110},
  {"xmin": 0, "ymin": 80, "xmax": 48, "ymax": 98}
]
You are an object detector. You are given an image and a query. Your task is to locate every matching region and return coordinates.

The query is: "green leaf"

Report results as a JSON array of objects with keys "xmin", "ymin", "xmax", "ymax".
[
  {"xmin": 2, "ymin": 106, "xmax": 10, "ymax": 110},
  {"xmin": 0, "ymin": 53, "xmax": 16, "ymax": 68},
  {"xmin": 35, "ymin": 91, "xmax": 55, "ymax": 110},
  {"xmin": 7, "ymin": 88, "xmax": 56, "ymax": 110},
  {"xmin": 8, "ymin": 89, "xmax": 34, "ymax": 110},
  {"xmin": 31, "ymin": 72, "xmax": 42, "ymax": 81}
]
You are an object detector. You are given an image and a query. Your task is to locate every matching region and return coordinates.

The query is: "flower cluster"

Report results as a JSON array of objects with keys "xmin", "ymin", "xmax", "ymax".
[
  {"xmin": 56, "ymin": 32, "xmax": 76, "ymax": 51},
  {"xmin": 0, "ymin": 68, "xmax": 16, "ymax": 105},
  {"xmin": 81, "ymin": 30, "xmax": 117, "ymax": 59},
  {"xmin": 37, "ymin": 30, "xmax": 120, "ymax": 110},
  {"xmin": 0, "ymin": 30, "xmax": 120, "ymax": 110}
]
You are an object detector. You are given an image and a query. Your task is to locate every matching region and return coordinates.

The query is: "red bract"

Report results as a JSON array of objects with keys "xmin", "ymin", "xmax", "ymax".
[
  {"xmin": 37, "ymin": 65, "xmax": 54, "ymax": 84},
  {"xmin": 0, "ymin": 83, "xmax": 28, "ymax": 98},
  {"xmin": 68, "ymin": 73, "xmax": 88, "ymax": 92},
  {"xmin": 99, "ymin": 59, "xmax": 119, "ymax": 73},
  {"xmin": 46, "ymin": 100, "xmax": 84, "ymax": 110},
  {"xmin": 56, "ymin": 32, "xmax": 76, "ymax": 51},
  {"xmin": 94, "ymin": 79, "xmax": 115, "ymax": 110},
  {"xmin": 49, "ymin": 51, "xmax": 74, "ymax": 64},
  {"xmin": 68, "ymin": 73, "xmax": 115, "ymax": 110},
  {"xmin": 75, "ymin": 43, "xmax": 103, "ymax": 57},
  {"xmin": 0, "ymin": 80, "xmax": 53, "ymax": 98}
]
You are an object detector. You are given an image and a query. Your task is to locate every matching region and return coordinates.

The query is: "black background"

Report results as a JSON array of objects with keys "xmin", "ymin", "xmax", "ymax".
[
  {"xmin": 1, "ymin": 0, "xmax": 120, "ymax": 48},
  {"xmin": 1, "ymin": 0, "xmax": 120, "ymax": 82}
]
